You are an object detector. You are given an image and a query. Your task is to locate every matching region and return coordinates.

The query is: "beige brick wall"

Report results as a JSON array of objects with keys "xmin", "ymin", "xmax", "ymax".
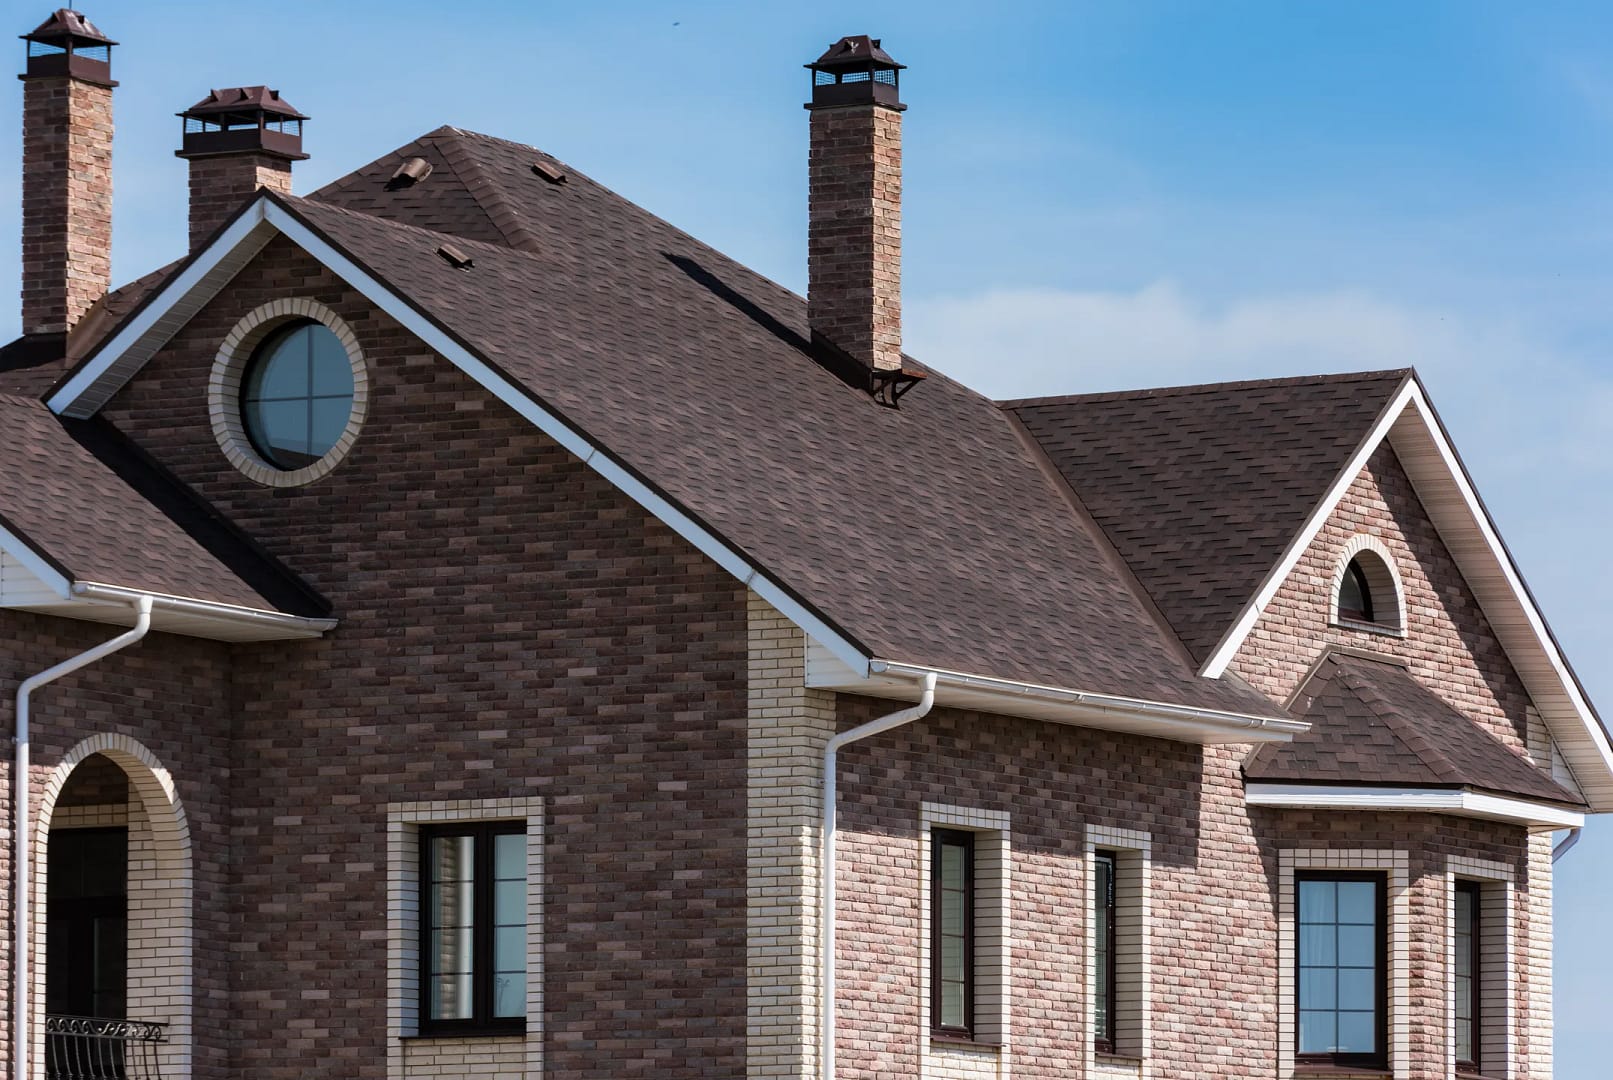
[{"xmin": 746, "ymin": 597, "xmax": 835, "ymax": 1080}]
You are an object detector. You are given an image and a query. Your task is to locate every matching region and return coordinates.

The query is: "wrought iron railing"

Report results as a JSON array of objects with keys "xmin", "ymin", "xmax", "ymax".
[{"xmin": 44, "ymin": 1015, "xmax": 166, "ymax": 1080}]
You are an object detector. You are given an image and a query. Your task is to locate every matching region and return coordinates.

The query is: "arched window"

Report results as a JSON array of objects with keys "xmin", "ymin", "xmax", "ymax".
[{"xmin": 1333, "ymin": 541, "xmax": 1404, "ymax": 634}]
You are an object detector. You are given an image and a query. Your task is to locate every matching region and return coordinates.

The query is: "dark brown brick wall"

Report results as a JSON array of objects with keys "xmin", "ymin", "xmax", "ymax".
[
  {"xmin": 0, "ymin": 611, "xmax": 234, "ymax": 1076},
  {"xmin": 97, "ymin": 236, "xmax": 749, "ymax": 1080},
  {"xmin": 20, "ymin": 73, "xmax": 112, "ymax": 334}
]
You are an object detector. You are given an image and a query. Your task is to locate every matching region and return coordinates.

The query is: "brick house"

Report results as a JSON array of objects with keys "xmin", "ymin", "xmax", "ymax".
[{"xmin": 0, "ymin": 9, "xmax": 1606, "ymax": 1080}]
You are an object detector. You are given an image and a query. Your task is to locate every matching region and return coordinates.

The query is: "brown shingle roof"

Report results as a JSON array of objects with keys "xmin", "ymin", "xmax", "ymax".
[
  {"xmin": 288, "ymin": 127, "xmax": 1294, "ymax": 717},
  {"xmin": 1006, "ymin": 372, "xmax": 1410, "ymax": 663},
  {"xmin": 0, "ymin": 393, "xmax": 326, "ymax": 616},
  {"xmin": 1245, "ymin": 651, "xmax": 1581, "ymax": 805}
]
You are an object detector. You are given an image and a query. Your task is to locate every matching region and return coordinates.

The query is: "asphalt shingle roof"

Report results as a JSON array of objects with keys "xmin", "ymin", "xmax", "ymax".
[
  {"xmin": 294, "ymin": 127, "xmax": 1290, "ymax": 716},
  {"xmin": 1007, "ymin": 372, "xmax": 1410, "ymax": 664},
  {"xmin": 0, "ymin": 393, "xmax": 326, "ymax": 616},
  {"xmin": 1245, "ymin": 651, "xmax": 1581, "ymax": 805}
]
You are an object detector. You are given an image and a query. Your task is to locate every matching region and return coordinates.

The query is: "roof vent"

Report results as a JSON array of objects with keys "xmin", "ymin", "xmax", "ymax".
[
  {"xmin": 388, "ymin": 156, "xmax": 433, "ymax": 189},
  {"xmin": 436, "ymin": 243, "xmax": 473, "ymax": 270},
  {"xmin": 530, "ymin": 160, "xmax": 566, "ymax": 184}
]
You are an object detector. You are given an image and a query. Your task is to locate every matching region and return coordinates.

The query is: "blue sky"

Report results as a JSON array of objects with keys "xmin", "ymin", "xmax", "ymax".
[{"xmin": 4, "ymin": 0, "xmax": 1611, "ymax": 1069}]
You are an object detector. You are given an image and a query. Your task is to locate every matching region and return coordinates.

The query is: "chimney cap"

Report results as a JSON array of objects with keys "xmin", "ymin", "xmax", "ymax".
[
  {"xmin": 176, "ymin": 86, "xmax": 309, "ymax": 162},
  {"xmin": 180, "ymin": 85, "xmax": 308, "ymax": 122},
  {"xmin": 807, "ymin": 35, "xmax": 904, "ymax": 72},
  {"xmin": 21, "ymin": 8, "xmax": 116, "ymax": 48}
]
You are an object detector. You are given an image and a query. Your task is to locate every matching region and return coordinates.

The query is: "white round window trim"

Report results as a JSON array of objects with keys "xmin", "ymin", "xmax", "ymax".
[{"xmin": 209, "ymin": 298, "xmax": 370, "ymax": 488}]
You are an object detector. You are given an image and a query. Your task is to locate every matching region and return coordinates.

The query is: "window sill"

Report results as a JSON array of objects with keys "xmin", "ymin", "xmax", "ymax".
[
  {"xmin": 402, "ymin": 1029, "xmax": 526, "ymax": 1041},
  {"xmin": 1292, "ymin": 1066, "xmax": 1392, "ymax": 1079},
  {"xmin": 1096, "ymin": 1052, "xmax": 1143, "ymax": 1065},
  {"xmin": 929, "ymin": 1033, "xmax": 1002, "ymax": 1050},
  {"xmin": 1330, "ymin": 618, "xmax": 1404, "ymax": 639}
]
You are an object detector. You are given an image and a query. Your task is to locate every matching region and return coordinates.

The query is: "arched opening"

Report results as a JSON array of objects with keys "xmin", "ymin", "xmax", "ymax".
[
  {"xmin": 1332, "ymin": 539, "xmax": 1405, "ymax": 635},
  {"xmin": 36, "ymin": 737, "xmax": 192, "ymax": 1080}
]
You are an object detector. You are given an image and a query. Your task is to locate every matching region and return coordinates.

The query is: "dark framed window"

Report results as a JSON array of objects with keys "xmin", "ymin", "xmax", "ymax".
[
  {"xmin": 420, "ymin": 822, "xmax": 527, "ymax": 1035},
  {"xmin": 1454, "ymin": 881, "xmax": 1481, "ymax": 1074},
  {"xmin": 1337, "ymin": 558, "xmax": 1376, "ymax": 624},
  {"xmin": 931, "ymin": 828, "xmax": 975, "ymax": 1038},
  {"xmin": 1093, "ymin": 850, "xmax": 1117, "ymax": 1053},
  {"xmin": 240, "ymin": 320, "xmax": 355, "ymax": 470},
  {"xmin": 1296, "ymin": 871, "xmax": 1386, "ymax": 1069}
]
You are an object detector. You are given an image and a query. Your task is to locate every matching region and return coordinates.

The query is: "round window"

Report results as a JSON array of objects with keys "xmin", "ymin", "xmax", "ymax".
[{"xmin": 240, "ymin": 321, "xmax": 357, "ymax": 470}]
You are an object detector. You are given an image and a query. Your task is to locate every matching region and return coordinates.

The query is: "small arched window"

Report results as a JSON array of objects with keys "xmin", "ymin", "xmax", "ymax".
[
  {"xmin": 1333, "ymin": 543, "xmax": 1404, "ymax": 634},
  {"xmin": 1337, "ymin": 559, "xmax": 1375, "ymax": 623}
]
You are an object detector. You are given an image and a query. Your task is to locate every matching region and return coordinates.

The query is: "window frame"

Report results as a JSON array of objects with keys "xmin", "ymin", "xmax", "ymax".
[
  {"xmin": 1092, "ymin": 849, "xmax": 1118, "ymax": 1054},
  {"xmin": 1453, "ymin": 879, "xmax": 1481, "ymax": 1075},
  {"xmin": 239, "ymin": 318, "xmax": 357, "ymax": 471},
  {"xmin": 417, "ymin": 820, "xmax": 528, "ymax": 1037},
  {"xmin": 929, "ymin": 827, "xmax": 976, "ymax": 1040},
  {"xmin": 1294, "ymin": 869, "xmax": 1388, "ymax": 1071}
]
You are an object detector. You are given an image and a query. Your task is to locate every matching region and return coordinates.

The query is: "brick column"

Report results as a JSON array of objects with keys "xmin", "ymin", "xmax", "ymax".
[
  {"xmin": 20, "ymin": 74, "xmax": 113, "ymax": 335},
  {"xmin": 186, "ymin": 153, "xmax": 291, "ymax": 249}
]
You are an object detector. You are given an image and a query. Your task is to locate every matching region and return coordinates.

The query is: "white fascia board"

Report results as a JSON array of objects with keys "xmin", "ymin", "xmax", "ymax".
[
  {"xmin": 48, "ymin": 201, "xmax": 274, "ymax": 418},
  {"xmin": 1244, "ymin": 783, "xmax": 1586, "ymax": 829},
  {"xmin": 1391, "ymin": 388, "xmax": 1613, "ymax": 797},
  {"xmin": 0, "ymin": 521, "xmax": 71, "ymax": 601},
  {"xmin": 1200, "ymin": 376, "xmax": 1418, "ymax": 679}
]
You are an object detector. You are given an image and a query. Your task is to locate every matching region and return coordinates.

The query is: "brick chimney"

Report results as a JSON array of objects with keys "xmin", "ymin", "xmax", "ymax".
[
  {"xmin": 805, "ymin": 35, "xmax": 906, "ymax": 378},
  {"xmin": 19, "ymin": 8, "xmax": 116, "ymax": 337},
  {"xmin": 175, "ymin": 86, "xmax": 308, "ymax": 249}
]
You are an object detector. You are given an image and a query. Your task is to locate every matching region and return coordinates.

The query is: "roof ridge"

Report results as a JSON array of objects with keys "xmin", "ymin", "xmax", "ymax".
[
  {"xmin": 426, "ymin": 130, "xmax": 543, "ymax": 254},
  {"xmin": 1001, "ymin": 368, "xmax": 1412, "ymax": 411}
]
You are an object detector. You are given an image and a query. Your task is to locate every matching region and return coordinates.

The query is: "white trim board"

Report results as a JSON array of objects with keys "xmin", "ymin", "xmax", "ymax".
[
  {"xmin": 1202, "ymin": 379, "xmax": 1613, "ymax": 811},
  {"xmin": 1245, "ymin": 783, "xmax": 1585, "ymax": 830},
  {"xmin": 44, "ymin": 194, "xmax": 873, "ymax": 677}
]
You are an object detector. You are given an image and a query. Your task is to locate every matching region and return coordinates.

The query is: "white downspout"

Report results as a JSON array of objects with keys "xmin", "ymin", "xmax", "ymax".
[
  {"xmin": 820, "ymin": 671, "xmax": 936, "ymax": 1080},
  {"xmin": 1552, "ymin": 826, "xmax": 1582, "ymax": 863},
  {"xmin": 13, "ymin": 596, "xmax": 152, "ymax": 1080}
]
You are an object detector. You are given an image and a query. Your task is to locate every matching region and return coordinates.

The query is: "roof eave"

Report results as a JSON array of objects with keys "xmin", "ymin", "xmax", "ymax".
[{"xmin": 1244, "ymin": 781, "xmax": 1586, "ymax": 830}]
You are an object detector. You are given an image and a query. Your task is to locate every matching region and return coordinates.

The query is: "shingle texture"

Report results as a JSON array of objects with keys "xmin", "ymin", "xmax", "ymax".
[
  {"xmin": 291, "ymin": 127, "xmax": 1284, "ymax": 716},
  {"xmin": 1245, "ymin": 651, "xmax": 1581, "ymax": 805},
  {"xmin": 0, "ymin": 393, "xmax": 323, "ymax": 614},
  {"xmin": 1008, "ymin": 372, "xmax": 1409, "ymax": 664}
]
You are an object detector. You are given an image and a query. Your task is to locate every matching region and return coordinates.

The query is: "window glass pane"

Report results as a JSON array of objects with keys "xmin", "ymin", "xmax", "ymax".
[
  {"xmin": 495, "ymin": 925, "xmax": 526, "ymax": 974},
  {"xmin": 494, "ymin": 833, "xmax": 526, "ymax": 880},
  {"xmin": 309, "ymin": 396, "xmax": 353, "ymax": 457},
  {"xmin": 940, "ymin": 980, "xmax": 964, "ymax": 1029},
  {"xmin": 1336, "ymin": 1011, "xmax": 1376, "ymax": 1052},
  {"xmin": 1337, "ymin": 967, "xmax": 1374, "ymax": 1011},
  {"xmin": 245, "ymin": 399, "xmax": 311, "ymax": 463},
  {"xmin": 245, "ymin": 328, "xmax": 311, "ymax": 400},
  {"xmin": 1298, "ymin": 1011, "xmax": 1336, "ymax": 1054},
  {"xmin": 431, "ymin": 973, "xmax": 474, "ymax": 1021},
  {"xmin": 940, "ymin": 842, "xmax": 967, "ymax": 889},
  {"xmin": 1337, "ymin": 881, "xmax": 1376, "ymax": 924},
  {"xmin": 1338, "ymin": 925, "xmax": 1376, "ymax": 967},
  {"xmin": 1299, "ymin": 880, "xmax": 1335, "ymax": 924},
  {"xmin": 493, "ymin": 972, "xmax": 525, "ymax": 1019},
  {"xmin": 1299, "ymin": 968, "xmax": 1336, "ymax": 1010},
  {"xmin": 495, "ymin": 880, "xmax": 525, "ymax": 926},
  {"xmin": 1299, "ymin": 925, "xmax": 1335, "ymax": 967},
  {"xmin": 309, "ymin": 328, "xmax": 354, "ymax": 395}
]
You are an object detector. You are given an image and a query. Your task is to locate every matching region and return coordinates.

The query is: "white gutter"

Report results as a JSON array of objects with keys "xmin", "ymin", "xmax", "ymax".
[
  {"xmin": 820, "ymin": 671, "xmax": 936, "ymax": 1080},
  {"xmin": 14, "ymin": 595, "xmax": 153, "ymax": 1080},
  {"xmin": 868, "ymin": 659, "xmax": 1308, "ymax": 739},
  {"xmin": 71, "ymin": 582, "xmax": 336, "ymax": 637}
]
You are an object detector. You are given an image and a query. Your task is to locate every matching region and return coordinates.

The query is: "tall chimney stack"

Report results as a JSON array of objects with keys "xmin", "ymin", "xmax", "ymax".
[
  {"xmin": 175, "ymin": 86, "xmax": 308, "ymax": 249},
  {"xmin": 805, "ymin": 36, "xmax": 906, "ymax": 379},
  {"xmin": 19, "ymin": 8, "xmax": 116, "ymax": 338}
]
